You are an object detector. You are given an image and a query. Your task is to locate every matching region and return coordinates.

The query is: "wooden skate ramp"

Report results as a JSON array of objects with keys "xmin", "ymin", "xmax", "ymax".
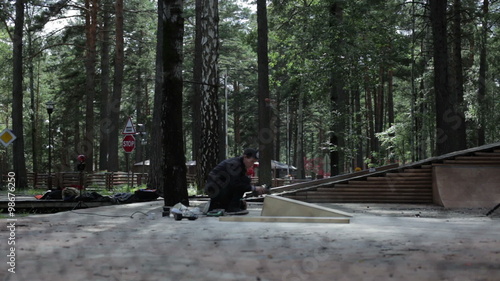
[{"xmin": 266, "ymin": 142, "xmax": 500, "ymax": 208}]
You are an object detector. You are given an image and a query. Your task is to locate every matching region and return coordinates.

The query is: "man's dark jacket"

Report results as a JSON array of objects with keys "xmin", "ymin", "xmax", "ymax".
[{"xmin": 204, "ymin": 156, "xmax": 253, "ymax": 210}]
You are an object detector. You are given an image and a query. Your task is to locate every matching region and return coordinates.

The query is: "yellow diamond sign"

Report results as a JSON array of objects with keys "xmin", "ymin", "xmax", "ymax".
[{"xmin": 0, "ymin": 128, "xmax": 16, "ymax": 147}]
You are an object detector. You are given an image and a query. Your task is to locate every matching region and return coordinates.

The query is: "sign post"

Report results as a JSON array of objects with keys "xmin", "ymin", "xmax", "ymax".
[{"xmin": 122, "ymin": 118, "xmax": 136, "ymax": 188}]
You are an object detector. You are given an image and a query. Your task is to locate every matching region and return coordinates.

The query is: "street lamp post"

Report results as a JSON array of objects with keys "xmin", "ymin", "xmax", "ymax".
[
  {"xmin": 46, "ymin": 101, "xmax": 54, "ymax": 189},
  {"xmin": 224, "ymin": 70, "xmax": 229, "ymax": 158}
]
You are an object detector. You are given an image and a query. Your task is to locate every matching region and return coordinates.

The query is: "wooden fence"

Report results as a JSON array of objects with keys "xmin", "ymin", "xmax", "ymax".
[{"xmin": 26, "ymin": 172, "xmax": 149, "ymax": 190}]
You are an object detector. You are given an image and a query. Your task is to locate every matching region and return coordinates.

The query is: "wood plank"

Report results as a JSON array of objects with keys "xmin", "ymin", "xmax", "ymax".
[
  {"xmin": 219, "ymin": 216, "xmax": 350, "ymax": 224},
  {"xmin": 283, "ymin": 194, "xmax": 432, "ymax": 201},
  {"xmin": 474, "ymin": 152, "xmax": 500, "ymax": 157},
  {"xmin": 316, "ymin": 188, "xmax": 432, "ymax": 193},
  {"xmin": 401, "ymin": 168, "xmax": 432, "ymax": 173},
  {"xmin": 295, "ymin": 190, "xmax": 432, "ymax": 195},
  {"xmin": 385, "ymin": 172, "xmax": 432, "ymax": 177},
  {"xmin": 344, "ymin": 181, "xmax": 431, "ymax": 186},
  {"xmin": 298, "ymin": 195, "xmax": 433, "ymax": 201},
  {"xmin": 302, "ymin": 189, "xmax": 432, "ymax": 196},
  {"xmin": 334, "ymin": 187, "xmax": 432, "ymax": 191},
  {"xmin": 454, "ymin": 156, "xmax": 500, "ymax": 160},
  {"xmin": 299, "ymin": 198, "xmax": 432, "ymax": 203},
  {"xmin": 366, "ymin": 176, "xmax": 431, "ymax": 180},
  {"xmin": 443, "ymin": 160, "xmax": 500, "ymax": 164}
]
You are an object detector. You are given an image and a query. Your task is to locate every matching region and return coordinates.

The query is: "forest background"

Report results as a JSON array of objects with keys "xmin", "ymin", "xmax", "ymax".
[{"xmin": 1, "ymin": 0, "xmax": 499, "ymax": 200}]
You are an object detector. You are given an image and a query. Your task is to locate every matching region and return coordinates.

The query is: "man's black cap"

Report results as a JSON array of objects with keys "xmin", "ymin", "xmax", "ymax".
[{"xmin": 243, "ymin": 148, "xmax": 259, "ymax": 160}]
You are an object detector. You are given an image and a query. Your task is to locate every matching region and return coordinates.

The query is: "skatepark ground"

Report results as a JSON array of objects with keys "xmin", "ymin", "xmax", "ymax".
[{"xmin": 1, "ymin": 199, "xmax": 499, "ymax": 281}]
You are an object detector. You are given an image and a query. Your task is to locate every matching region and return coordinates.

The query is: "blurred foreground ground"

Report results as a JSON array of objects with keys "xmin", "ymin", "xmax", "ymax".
[{"xmin": 1, "ymin": 199, "xmax": 499, "ymax": 281}]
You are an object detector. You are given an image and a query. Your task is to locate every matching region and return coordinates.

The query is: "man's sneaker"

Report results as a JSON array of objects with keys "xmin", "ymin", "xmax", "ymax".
[
  {"xmin": 225, "ymin": 208, "xmax": 249, "ymax": 215},
  {"xmin": 206, "ymin": 209, "xmax": 225, "ymax": 217}
]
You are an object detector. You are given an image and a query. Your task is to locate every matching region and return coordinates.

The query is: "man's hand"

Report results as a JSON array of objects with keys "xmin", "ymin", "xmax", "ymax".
[
  {"xmin": 254, "ymin": 184, "xmax": 270, "ymax": 196},
  {"xmin": 254, "ymin": 185, "xmax": 265, "ymax": 195}
]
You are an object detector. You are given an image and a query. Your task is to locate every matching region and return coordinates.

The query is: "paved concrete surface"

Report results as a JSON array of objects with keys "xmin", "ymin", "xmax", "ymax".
[{"xmin": 1, "ymin": 200, "xmax": 499, "ymax": 281}]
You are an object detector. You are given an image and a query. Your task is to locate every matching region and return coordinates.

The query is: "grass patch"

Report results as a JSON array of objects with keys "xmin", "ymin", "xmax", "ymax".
[
  {"xmin": 99, "ymin": 184, "xmax": 149, "ymax": 195},
  {"xmin": 0, "ymin": 212, "xmax": 31, "ymax": 219},
  {"xmin": 188, "ymin": 186, "xmax": 198, "ymax": 196},
  {"xmin": 0, "ymin": 188, "xmax": 47, "ymax": 196}
]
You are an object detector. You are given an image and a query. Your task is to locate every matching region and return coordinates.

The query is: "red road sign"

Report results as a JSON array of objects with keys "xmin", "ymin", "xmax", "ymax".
[{"xmin": 122, "ymin": 135, "xmax": 136, "ymax": 153}]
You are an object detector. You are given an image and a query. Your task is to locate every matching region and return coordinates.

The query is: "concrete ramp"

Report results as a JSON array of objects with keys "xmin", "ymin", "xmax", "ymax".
[{"xmin": 433, "ymin": 165, "xmax": 500, "ymax": 208}]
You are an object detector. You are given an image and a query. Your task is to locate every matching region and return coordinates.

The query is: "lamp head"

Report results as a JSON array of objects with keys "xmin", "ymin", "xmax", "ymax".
[{"xmin": 46, "ymin": 100, "xmax": 55, "ymax": 115}]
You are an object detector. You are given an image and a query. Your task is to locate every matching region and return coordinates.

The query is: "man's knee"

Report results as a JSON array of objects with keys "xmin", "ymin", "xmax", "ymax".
[{"xmin": 205, "ymin": 183, "xmax": 220, "ymax": 198}]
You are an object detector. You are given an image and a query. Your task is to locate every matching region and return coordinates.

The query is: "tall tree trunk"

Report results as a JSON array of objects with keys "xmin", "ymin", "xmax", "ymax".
[
  {"xmin": 219, "ymin": 70, "xmax": 227, "ymax": 161},
  {"xmin": 416, "ymin": 16, "xmax": 433, "ymax": 160},
  {"xmin": 149, "ymin": 0, "xmax": 165, "ymax": 191},
  {"xmin": 83, "ymin": 0, "xmax": 98, "ymax": 172},
  {"xmin": 330, "ymin": 77, "xmax": 345, "ymax": 176},
  {"xmin": 196, "ymin": 0, "xmax": 220, "ymax": 191},
  {"xmin": 108, "ymin": 0, "xmax": 124, "ymax": 171},
  {"xmin": 387, "ymin": 69, "xmax": 394, "ymax": 127},
  {"xmin": 233, "ymin": 81, "xmax": 242, "ymax": 156},
  {"xmin": 416, "ymin": 79, "xmax": 426, "ymax": 160},
  {"xmin": 449, "ymin": 0, "xmax": 467, "ymax": 149},
  {"xmin": 354, "ymin": 89, "xmax": 363, "ymax": 168},
  {"xmin": 430, "ymin": 0, "xmax": 450, "ymax": 155},
  {"xmin": 365, "ymin": 86, "xmax": 376, "ymax": 164},
  {"xmin": 372, "ymin": 67, "xmax": 384, "ymax": 160},
  {"xmin": 27, "ymin": 21, "xmax": 38, "ymax": 173},
  {"xmin": 274, "ymin": 91, "xmax": 281, "ymax": 163},
  {"xmin": 296, "ymin": 90, "xmax": 305, "ymax": 179},
  {"xmin": 374, "ymin": 67, "xmax": 384, "ymax": 136},
  {"xmin": 134, "ymin": 33, "xmax": 145, "ymax": 164},
  {"xmin": 477, "ymin": 0, "xmax": 488, "ymax": 145},
  {"xmin": 192, "ymin": 0, "xmax": 202, "ymax": 162},
  {"xmin": 291, "ymin": 104, "xmax": 298, "ymax": 169},
  {"xmin": 328, "ymin": 1, "xmax": 346, "ymax": 175},
  {"xmin": 410, "ymin": 0, "xmax": 417, "ymax": 162},
  {"xmin": 257, "ymin": 0, "xmax": 273, "ymax": 186},
  {"xmin": 160, "ymin": 0, "xmax": 189, "ymax": 206},
  {"xmin": 12, "ymin": 0, "xmax": 28, "ymax": 188},
  {"xmin": 387, "ymin": 69, "xmax": 395, "ymax": 162},
  {"xmin": 99, "ymin": 0, "xmax": 111, "ymax": 171},
  {"xmin": 430, "ymin": 0, "xmax": 466, "ymax": 155}
]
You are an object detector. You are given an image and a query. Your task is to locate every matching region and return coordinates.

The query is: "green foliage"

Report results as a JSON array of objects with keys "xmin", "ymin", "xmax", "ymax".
[{"xmin": 0, "ymin": 28, "xmax": 11, "ymax": 117}]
